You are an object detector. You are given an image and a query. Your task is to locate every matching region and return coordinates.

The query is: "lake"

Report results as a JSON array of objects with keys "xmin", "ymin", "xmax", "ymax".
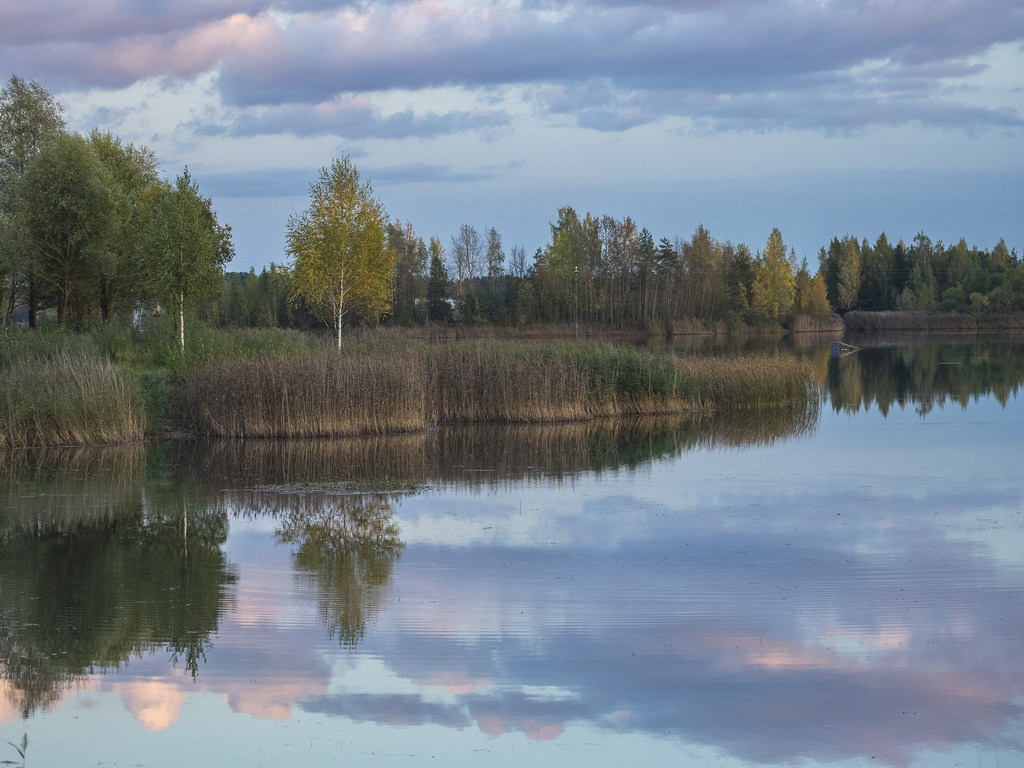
[{"xmin": 2, "ymin": 334, "xmax": 1023, "ymax": 768}]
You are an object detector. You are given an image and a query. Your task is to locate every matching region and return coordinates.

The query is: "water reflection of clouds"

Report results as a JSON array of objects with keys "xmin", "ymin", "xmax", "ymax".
[
  {"xmin": 343, "ymin": 495, "xmax": 1024, "ymax": 765},
  {"xmin": 6, "ymin": 390, "xmax": 1023, "ymax": 767},
  {"xmin": 22, "ymin": 468, "xmax": 1020, "ymax": 767},
  {"xmin": 117, "ymin": 679, "xmax": 186, "ymax": 731},
  {"xmin": 396, "ymin": 477, "xmax": 1024, "ymax": 569}
]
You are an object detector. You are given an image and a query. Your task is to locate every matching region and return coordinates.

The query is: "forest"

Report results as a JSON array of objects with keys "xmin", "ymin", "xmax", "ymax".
[
  {"xmin": 3, "ymin": 74, "xmax": 1022, "ymax": 339},
  {"xmin": 213, "ymin": 217, "xmax": 1022, "ymax": 333},
  {"xmin": 0, "ymin": 76, "xmax": 231, "ymax": 348}
]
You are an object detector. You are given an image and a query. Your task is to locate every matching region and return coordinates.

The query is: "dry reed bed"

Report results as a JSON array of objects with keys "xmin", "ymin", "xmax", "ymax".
[
  {"xmin": 183, "ymin": 341, "xmax": 818, "ymax": 438},
  {"xmin": 843, "ymin": 310, "xmax": 1024, "ymax": 332},
  {"xmin": 0, "ymin": 349, "xmax": 147, "ymax": 449}
]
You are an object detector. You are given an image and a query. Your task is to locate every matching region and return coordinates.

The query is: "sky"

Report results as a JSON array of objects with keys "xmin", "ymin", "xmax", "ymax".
[{"xmin": 2, "ymin": 0, "xmax": 1023, "ymax": 272}]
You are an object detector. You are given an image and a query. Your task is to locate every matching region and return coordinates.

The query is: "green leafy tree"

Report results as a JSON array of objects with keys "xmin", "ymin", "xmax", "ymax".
[
  {"xmin": 483, "ymin": 226, "xmax": 506, "ymax": 323},
  {"xmin": 485, "ymin": 227, "xmax": 504, "ymax": 291},
  {"xmin": 0, "ymin": 75, "xmax": 66, "ymax": 326},
  {"xmin": 725, "ymin": 242, "xmax": 754, "ymax": 325},
  {"xmin": 287, "ymin": 157, "xmax": 394, "ymax": 347},
  {"xmin": 16, "ymin": 133, "xmax": 119, "ymax": 326},
  {"xmin": 794, "ymin": 257, "xmax": 831, "ymax": 317},
  {"xmin": 905, "ymin": 232, "xmax": 939, "ymax": 310},
  {"xmin": 750, "ymin": 228, "xmax": 796, "ymax": 323},
  {"xmin": 389, "ymin": 221, "xmax": 426, "ymax": 324},
  {"xmin": 426, "ymin": 236, "xmax": 450, "ymax": 323},
  {"xmin": 656, "ymin": 237, "xmax": 682, "ymax": 322},
  {"xmin": 597, "ymin": 213, "xmax": 634, "ymax": 326},
  {"xmin": 821, "ymin": 235, "xmax": 862, "ymax": 312},
  {"xmin": 859, "ymin": 232, "xmax": 895, "ymax": 310},
  {"xmin": 636, "ymin": 227, "xmax": 657, "ymax": 326},
  {"xmin": 87, "ymin": 130, "xmax": 161, "ymax": 321},
  {"xmin": 837, "ymin": 236, "xmax": 862, "ymax": 312},
  {"xmin": 538, "ymin": 207, "xmax": 585, "ymax": 322},
  {"xmin": 147, "ymin": 168, "xmax": 233, "ymax": 350},
  {"xmin": 681, "ymin": 224, "xmax": 726, "ymax": 322}
]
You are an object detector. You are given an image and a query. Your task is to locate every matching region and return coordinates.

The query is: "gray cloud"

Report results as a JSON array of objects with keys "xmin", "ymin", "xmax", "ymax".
[
  {"xmin": 193, "ymin": 167, "xmax": 315, "ymax": 197},
  {"xmin": 195, "ymin": 162, "xmax": 498, "ymax": 199},
  {"xmin": 227, "ymin": 102, "xmax": 511, "ymax": 140},
  {"xmin": 366, "ymin": 162, "xmax": 499, "ymax": 184},
  {"xmin": 2, "ymin": 0, "xmax": 1021, "ymax": 136}
]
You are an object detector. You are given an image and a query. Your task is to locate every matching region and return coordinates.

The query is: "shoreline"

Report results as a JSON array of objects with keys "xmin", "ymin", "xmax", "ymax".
[{"xmin": 4, "ymin": 314, "xmax": 1023, "ymax": 448}]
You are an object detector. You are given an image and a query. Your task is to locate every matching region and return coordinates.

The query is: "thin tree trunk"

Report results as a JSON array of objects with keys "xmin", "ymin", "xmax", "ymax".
[
  {"xmin": 336, "ymin": 278, "xmax": 345, "ymax": 350},
  {"xmin": 27, "ymin": 273, "xmax": 38, "ymax": 328},
  {"xmin": 179, "ymin": 292, "xmax": 185, "ymax": 351},
  {"xmin": 2, "ymin": 278, "xmax": 13, "ymax": 324}
]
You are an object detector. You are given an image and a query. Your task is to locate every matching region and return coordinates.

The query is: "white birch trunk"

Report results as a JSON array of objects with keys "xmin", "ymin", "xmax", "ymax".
[
  {"xmin": 179, "ymin": 292, "xmax": 185, "ymax": 351},
  {"xmin": 336, "ymin": 303, "xmax": 342, "ymax": 350}
]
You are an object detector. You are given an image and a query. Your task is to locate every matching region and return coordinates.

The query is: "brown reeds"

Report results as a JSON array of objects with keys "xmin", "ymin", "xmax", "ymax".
[
  {"xmin": 0, "ymin": 349, "xmax": 147, "ymax": 448},
  {"xmin": 182, "ymin": 340, "xmax": 818, "ymax": 438},
  {"xmin": 843, "ymin": 311, "xmax": 1024, "ymax": 332},
  {"xmin": 789, "ymin": 314, "xmax": 844, "ymax": 333}
]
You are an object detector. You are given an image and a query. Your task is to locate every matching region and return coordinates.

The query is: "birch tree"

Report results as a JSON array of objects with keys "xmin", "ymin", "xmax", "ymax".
[
  {"xmin": 148, "ymin": 169, "xmax": 233, "ymax": 351},
  {"xmin": 449, "ymin": 224, "xmax": 481, "ymax": 299},
  {"xmin": 287, "ymin": 157, "xmax": 394, "ymax": 347}
]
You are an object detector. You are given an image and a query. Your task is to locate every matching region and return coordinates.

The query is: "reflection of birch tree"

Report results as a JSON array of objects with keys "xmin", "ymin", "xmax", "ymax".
[{"xmin": 276, "ymin": 496, "xmax": 403, "ymax": 647}]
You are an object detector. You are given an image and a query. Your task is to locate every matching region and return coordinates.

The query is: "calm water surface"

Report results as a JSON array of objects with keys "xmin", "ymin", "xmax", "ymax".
[{"xmin": 2, "ymin": 336, "xmax": 1023, "ymax": 767}]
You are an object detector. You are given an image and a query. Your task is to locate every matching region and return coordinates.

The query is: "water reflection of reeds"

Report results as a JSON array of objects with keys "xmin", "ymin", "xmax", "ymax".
[
  {"xmin": 197, "ymin": 407, "xmax": 820, "ymax": 499},
  {"xmin": 0, "ymin": 444, "xmax": 147, "ymax": 530},
  {"xmin": 0, "ymin": 405, "xmax": 823, "ymax": 716},
  {"xmin": 0, "ymin": 407, "xmax": 818, "ymax": 533}
]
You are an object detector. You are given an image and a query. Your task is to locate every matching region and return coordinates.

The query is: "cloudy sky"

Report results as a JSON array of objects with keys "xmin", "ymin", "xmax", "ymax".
[{"xmin": 3, "ymin": 0, "xmax": 1023, "ymax": 271}]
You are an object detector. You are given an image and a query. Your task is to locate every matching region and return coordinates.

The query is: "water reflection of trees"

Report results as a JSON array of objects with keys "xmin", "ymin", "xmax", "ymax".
[
  {"xmin": 0, "ymin": 408, "xmax": 819, "ymax": 713},
  {"xmin": 0, "ymin": 446, "xmax": 236, "ymax": 717},
  {"xmin": 826, "ymin": 336, "xmax": 1024, "ymax": 415},
  {"xmin": 195, "ymin": 408, "xmax": 819, "ymax": 493},
  {"xmin": 199, "ymin": 410, "xmax": 815, "ymax": 645},
  {"xmin": 215, "ymin": 478, "xmax": 404, "ymax": 647},
  {"xmin": 275, "ymin": 498, "xmax": 403, "ymax": 647}
]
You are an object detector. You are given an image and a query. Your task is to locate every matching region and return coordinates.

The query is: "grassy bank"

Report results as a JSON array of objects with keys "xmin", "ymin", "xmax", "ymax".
[
  {"xmin": 182, "ymin": 339, "xmax": 817, "ymax": 438},
  {"xmin": 2, "ymin": 323, "xmax": 818, "ymax": 446},
  {"xmin": 0, "ymin": 338, "xmax": 146, "ymax": 449}
]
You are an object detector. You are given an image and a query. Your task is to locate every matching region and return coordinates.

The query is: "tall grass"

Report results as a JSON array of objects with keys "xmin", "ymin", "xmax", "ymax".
[
  {"xmin": 1, "ymin": 325, "xmax": 818, "ymax": 445},
  {"xmin": 843, "ymin": 310, "xmax": 1024, "ymax": 332},
  {"xmin": 0, "ymin": 348, "xmax": 146, "ymax": 448},
  {"xmin": 789, "ymin": 314, "xmax": 844, "ymax": 333},
  {"xmin": 183, "ymin": 340, "xmax": 818, "ymax": 438}
]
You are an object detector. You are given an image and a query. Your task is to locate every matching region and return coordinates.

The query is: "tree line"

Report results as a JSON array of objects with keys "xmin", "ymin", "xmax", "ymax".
[
  {"xmin": 4, "ymin": 75, "xmax": 1021, "ymax": 341},
  {"xmin": 216, "ymin": 205, "xmax": 1021, "ymax": 334},
  {"xmin": 0, "ymin": 75, "xmax": 232, "ymax": 348}
]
